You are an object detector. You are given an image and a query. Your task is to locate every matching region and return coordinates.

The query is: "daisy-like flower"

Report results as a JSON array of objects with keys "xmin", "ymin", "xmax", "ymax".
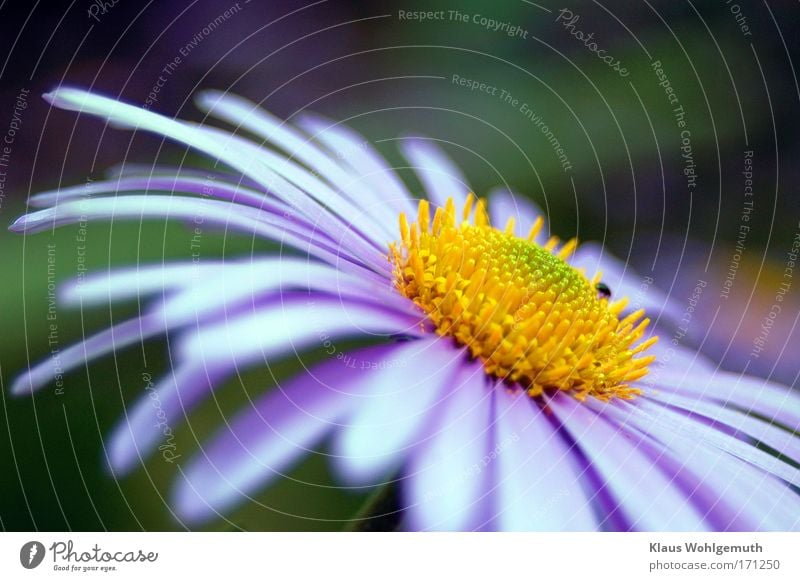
[{"xmin": 11, "ymin": 87, "xmax": 800, "ymax": 531}]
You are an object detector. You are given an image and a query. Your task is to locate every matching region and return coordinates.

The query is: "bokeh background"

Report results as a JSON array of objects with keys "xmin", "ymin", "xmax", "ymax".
[{"xmin": 1, "ymin": 0, "xmax": 799, "ymax": 531}]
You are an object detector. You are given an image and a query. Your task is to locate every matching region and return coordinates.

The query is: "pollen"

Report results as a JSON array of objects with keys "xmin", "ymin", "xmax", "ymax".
[{"xmin": 389, "ymin": 195, "xmax": 657, "ymax": 401}]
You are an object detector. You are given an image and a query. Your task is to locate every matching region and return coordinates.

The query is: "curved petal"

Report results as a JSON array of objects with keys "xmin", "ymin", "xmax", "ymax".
[
  {"xmin": 404, "ymin": 358, "xmax": 494, "ymax": 531},
  {"xmin": 488, "ymin": 187, "xmax": 547, "ymax": 241},
  {"xmin": 647, "ymin": 389, "xmax": 800, "ymax": 464},
  {"xmin": 492, "ymin": 392, "xmax": 598, "ymax": 531},
  {"xmin": 43, "ymin": 88, "xmax": 391, "ymax": 257},
  {"xmin": 297, "ymin": 113, "xmax": 416, "ymax": 217},
  {"xmin": 171, "ymin": 343, "xmax": 399, "ymax": 523},
  {"xmin": 648, "ymin": 369, "xmax": 800, "ymax": 433},
  {"xmin": 333, "ymin": 338, "xmax": 464, "ymax": 485},
  {"xmin": 400, "ymin": 138, "xmax": 469, "ymax": 211},
  {"xmin": 631, "ymin": 396, "xmax": 799, "ymax": 486},
  {"xmin": 571, "ymin": 242, "xmax": 684, "ymax": 326},
  {"xmin": 11, "ymin": 194, "xmax": 387, "ymax": 277},
  {"xmin": 155, "ymin": 258, "xmax": 411, "ymax": 328},
  {"xmin": 11, "ymin": 314, "xmax": 161, "ymax": 395},
  {"xmin": 177, "ymin": 293, "xmax": 421, "ymax": 367},
  {"xmin": 194, "ymin": 91, "xmax": 397, "ymax": 241},
  {"xmin": 108, "ymin": 364, "xmax": 224, "ymax": 474},
  {"xmin": 550, "ymin": 394, "xmax": 710, "ymax": 531},
  {"xmin": 596, "ymin": 398, "xmax": 800, "ymax": 530},
  {"xmin": 108, "ymin": 295, "xmax": 423, "ymax": 471},
  {"xmin": 28, "ymin": 176, "xmax": 275, "ymax": 211}
]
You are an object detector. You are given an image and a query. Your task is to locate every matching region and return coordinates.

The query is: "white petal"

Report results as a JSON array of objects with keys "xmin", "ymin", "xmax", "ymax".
[
  {"xmin": 108, "ymin": 299, "xmax": 420, "ymax": 473},
  {"xmin": 171, "ymin": 347, "xmax": 376, "ymax": 523},
  {"xmin": 155, "ymin": 258, "xmax": 410, "ymax": 328},
  {"xmin": 405, "ymin": 359, "xmax": 494, "ymax": 531},
  {"xmin": 334, "ymin": 338, "xmax": 463, "ymax": 485},
  {"xmin": 550, "ymin": 394, "xmax": 710, "ymax": 531},
  {"xmin": 12, "ymin": 194, "xmax": 385, "ymax": 276},
  {"xmin": 597, "ymin": 398, "xmax": 800, "ymax": 530},
  {"xmin": 571, "ymin": 242, "xmax": 684, "ymax": 326},
  {"xmin": 632, "ymin": 397, "xmax": 799, "ymax": 486},
  {"xmin": 194, "ymin": 91, "xmax": 398, "ymax": 240},
  {"xmin": 297, "ymin": 113, "xmax": 416, "ymax": 217},
  {"xmin": 494, "ymin": 392, "xmax": 597, "ymax": 530},
  {"xmin": 44, "ymin": 88, "xmax": 390, "ymax": 256},
  {"xmin": 400, "ymin": 138, "xmax": 470, "ymax": 210},
  {"xmin": 177, "ymin": 294, "xmax": 421, "ymax": 367},
  {"xmin": 488, "ymin": 187, "xmax": 547, "ymax": 240},
  {"xmin": 11, "ymin": 315, "xmax": 161, "ymax": 395},
  {"xmin": 649, "ymin": 369, "xmax": 800, "ymax": 434},
  {"xmin": 649, "ymin": 389, "xmax": 800, "ymax": 464},
  {"xmin": 28, "ymin": 176, "xmax": 273, "ymax": 210}
]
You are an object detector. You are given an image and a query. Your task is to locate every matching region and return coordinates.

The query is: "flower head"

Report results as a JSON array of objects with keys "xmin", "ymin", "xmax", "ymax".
[{"xmin": 11, "ymin": 88, "xmax": 800, "ymax": 531}]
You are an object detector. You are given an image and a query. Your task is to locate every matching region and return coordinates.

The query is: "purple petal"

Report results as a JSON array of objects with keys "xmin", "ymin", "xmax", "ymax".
[
  {"xmin": 198, "ymin": 124, "xmax": 394, "ymax": 247},
  {"xmin": 42, "ymin": 88, "xmax": 392, "ymax": 259},
  {"xmin": 488, "ymin": 187, "xmax": 547, "ymax": 241},
  {"xmin": 107, "ymin": 365, "xmax": 224, "ymax": 474},
  {"xmin": 596, "ymin": 398, "xmax": 800, "ymax": 530},
  {"xmin": 60, "ymin": 262, "xmax": 221, "ymax": 305},
  {"xmin": 11, "ymin": 194, "xmax": 386, "ymax": 276},
  {"xmin": 108, "ymin": 295, "xmax": 423, "ymax": 472},
  {"xmin": 194, "ymin": 91, "xmax": 397, "ymax": 242},
  {"xmin": 648, "ymin": 370, "xmax": 800, "ymax": 434},
  {"xmin": 333, "ymin": 338, "xmax": 464, "ymax": 485},
  {"xmin": 177, "ymin": 293, "xmax": 422, "ymax": 368},
  {"xmin": 647, "ymin": 389, "xmax": 800, "ymax": 464},
  {"xmin": 171, "ymin": 343, "xmax": 397, "ymax": 523},
  {"xmin": 28, "ymin": 176, "xmax": 275, "ymax": 211},
  {"xmin": 11, "ymin": 315, "xmax": 161, "ymax": 395},
  {"xmin": 297, "ymin": 113, "xmax": 417, "ymax": 218},
  {"xmin": 404, "ymin": 357, "xmax": 494, "ymax": 531},
  {"xmin": 492, "ymin": 392, "xmax": 598, "ymax": 530},
  {"xmin": 632, "ymin": 396, "xmax": 799, "ymax": 486},
  {"xmin": 155, "ymin": 258, "xmax": 412, "ymax": 328},
  {"xmin": 571, "ymin": 242, "xmax": 684, "ymax": 326},
  {"xmin": 400, "ymin": 138, "xmax": 470, "ymax": 210},
  {"xmin": 550, "ymin": 394, "xmax": 710, "ymax": 531}
]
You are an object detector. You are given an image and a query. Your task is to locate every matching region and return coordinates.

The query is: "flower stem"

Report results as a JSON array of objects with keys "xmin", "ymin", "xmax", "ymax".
[{"xmin": 345, "ymin": 481, "xmax": 404, "ymax": 531}]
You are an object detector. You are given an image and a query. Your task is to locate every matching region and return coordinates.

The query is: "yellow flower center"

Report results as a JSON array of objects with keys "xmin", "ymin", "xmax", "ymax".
[{"xmin": 389, "ymin": 195, "xmax": 657, "ymax": 401}]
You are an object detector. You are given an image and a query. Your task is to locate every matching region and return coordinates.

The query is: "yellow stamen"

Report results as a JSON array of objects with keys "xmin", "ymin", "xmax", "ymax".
[{"xmin": 388, "ymin": 197, "xmax": 657, "ymax": 402}]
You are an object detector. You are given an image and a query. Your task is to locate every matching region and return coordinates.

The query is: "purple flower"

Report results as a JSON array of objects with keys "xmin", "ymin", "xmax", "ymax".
[{"xmin": 11, "ymin": 88, "xmax": 800, "ymax": 531}]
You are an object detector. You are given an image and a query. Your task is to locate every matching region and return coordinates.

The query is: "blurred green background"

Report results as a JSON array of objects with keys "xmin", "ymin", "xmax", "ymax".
[{"xmin": 1, "ymin": 0, "xmax": 799, "ymax": 530}]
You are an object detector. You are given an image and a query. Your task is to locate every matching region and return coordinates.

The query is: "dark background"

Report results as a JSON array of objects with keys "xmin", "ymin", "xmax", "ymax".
[{"xmin": 1, "ymin": 0, "xmax": 799, "ymax": 530}]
